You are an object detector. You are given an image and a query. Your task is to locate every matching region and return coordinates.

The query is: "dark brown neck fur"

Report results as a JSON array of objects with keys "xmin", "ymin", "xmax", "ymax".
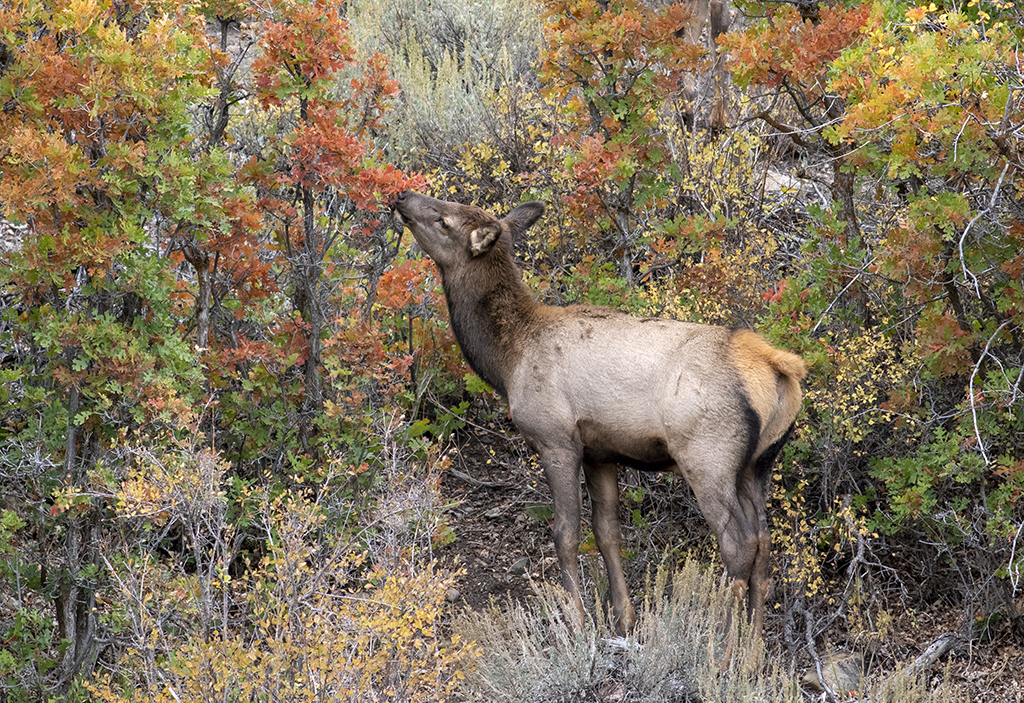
[{"xmin": 439, "ymin": 237, "xmax": 540, "ymax": 397}]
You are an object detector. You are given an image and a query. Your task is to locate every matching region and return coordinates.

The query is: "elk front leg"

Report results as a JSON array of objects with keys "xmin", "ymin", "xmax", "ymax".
[
  {"xmin": 584, "ymin": 460, "xmax": 635, "ymax": 634},
  {"xmin": 540, "ymin": 445, "xmax": 586, "ymax": 627}
]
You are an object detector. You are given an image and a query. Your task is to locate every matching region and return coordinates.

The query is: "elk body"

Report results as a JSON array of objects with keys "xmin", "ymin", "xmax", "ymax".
[{"xmin": 392, "ymin": 191, "xmax": 807, "ymax": 641}]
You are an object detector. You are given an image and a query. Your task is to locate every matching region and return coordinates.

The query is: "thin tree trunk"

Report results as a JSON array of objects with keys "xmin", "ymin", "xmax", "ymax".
[
  {"xmin": 298, "ymin": 183, "xmax": 324, "ymax": 445},
  {"xmin": 55, "ymin": 386, "xmax": 100, "ymax": 690},
  {"xmin": 616, "ymin": 207, "xmax": 634, "ymax": 285},
  {"xmin": 830, "ymin": 151, "xmax": 861, "ymax": 242},
  {"xmin": 195, "ymin": 251, "xmax": 212, "ymax": 349}
]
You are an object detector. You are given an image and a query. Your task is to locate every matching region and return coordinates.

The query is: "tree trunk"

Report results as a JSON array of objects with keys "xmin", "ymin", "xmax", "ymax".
[
  {"xmin": 55, "ymin": 387, "xmax": 100, "ymax": 690},
  {"xmin": 189, "ymin": 247, "xmax": 212, "ymax": 349},
  {"xmin": 615, "ymin": 207, "xmax": 634, "ymax": 285},
  {"xmin": 709, "ymin": 0, "xmax": 732, "ymax": 133},
  {"xmin": 297, "ymin": 184, "xmax": 324, "ymax": 445},
  {"xmin": 830, "ymin": 150, "xmax": 861, "ymax": 242},
  {"xmin": 54, "ymin": 519, "xmax": 99, "ymax": 690}
]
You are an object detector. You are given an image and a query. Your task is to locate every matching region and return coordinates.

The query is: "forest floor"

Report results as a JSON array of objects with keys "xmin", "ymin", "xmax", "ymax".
[{"xmin": 437, "ymin": 418, "xmax": 1024, "ymax": 702}]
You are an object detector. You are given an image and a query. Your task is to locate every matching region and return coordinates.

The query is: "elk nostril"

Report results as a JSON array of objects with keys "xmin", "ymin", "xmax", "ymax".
[{"xmin": 396, "ymin": 191, "xmax": 407, "ymax": 201}]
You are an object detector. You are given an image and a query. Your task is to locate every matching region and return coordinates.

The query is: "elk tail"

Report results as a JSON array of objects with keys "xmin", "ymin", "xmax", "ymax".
[{"xmin": 765, "ymin": 347, "xmax": 808, "ymax": 382}]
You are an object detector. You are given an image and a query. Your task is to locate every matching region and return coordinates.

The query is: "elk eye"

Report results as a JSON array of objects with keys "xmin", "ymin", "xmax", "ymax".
[{"xmin": 437, "ymin": 217, "xmax": 449, "ymax": 230}]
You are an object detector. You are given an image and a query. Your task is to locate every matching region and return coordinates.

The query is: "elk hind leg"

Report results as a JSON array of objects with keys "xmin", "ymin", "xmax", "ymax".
[
  {"xmin": 739, "ymin": 469, "xmax": 772, "ymax": 639},
  {"xmin": 674, "ymin": 450, "xmax": 760, "ymax": 663},
  {"xmin": 716, "ymin": 512, "xmax": 761, "ymax": 669},
  {"xmin": 681, "ymin": 465, "xmax": 760, "ymax": 603}
]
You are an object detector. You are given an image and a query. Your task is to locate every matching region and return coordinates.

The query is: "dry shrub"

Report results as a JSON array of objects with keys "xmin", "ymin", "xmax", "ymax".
[
  {"xmin": 78, "ymin": 424, "xmax": 473, "ymax": 703},
  {"xmin": 454, "ymin": 560, "xmax": 954, "ymax": 702},
  {"xmin": 347, "ymin": 0, "xmax": 543, "ymax": 166},
  {"xmin": 455, "ymin": 581, "xmax": 617, "ymax": 702}
]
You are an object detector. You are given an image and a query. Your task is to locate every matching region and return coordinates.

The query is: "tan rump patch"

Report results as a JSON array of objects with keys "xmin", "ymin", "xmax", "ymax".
[
  {"xmin": 728, "ymin": 330, "xmax": 807, "ymax": 451},
  {"xmin": 730, "ymin": 330, "xmax": 807, "ymax": 380}
]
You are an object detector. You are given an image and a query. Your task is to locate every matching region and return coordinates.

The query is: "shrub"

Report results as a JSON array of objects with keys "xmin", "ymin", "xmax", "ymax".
[
  {"xmin": 81, "ymin": 428, "xmax": 472, "ymax": 703},
  {"xmin": 347, "ymin": 0, "xmax": 543, "ymax": 167},
  {"xmin": 455, "ymin": 560, "xmax": 949, "ymax": 702}
]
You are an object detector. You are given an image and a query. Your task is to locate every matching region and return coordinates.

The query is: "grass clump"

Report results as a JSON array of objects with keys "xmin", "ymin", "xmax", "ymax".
[{"xmin": 455, "ymin": 560, "xmax": 958, "ymax": 702}]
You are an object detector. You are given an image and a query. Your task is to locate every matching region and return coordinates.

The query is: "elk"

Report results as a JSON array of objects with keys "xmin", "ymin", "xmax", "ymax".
[{"xmin": 392, "ymin": 191, "xmax": 806, "ymax": 643}]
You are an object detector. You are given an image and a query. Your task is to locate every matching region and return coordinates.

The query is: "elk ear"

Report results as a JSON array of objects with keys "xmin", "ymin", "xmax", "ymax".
[
  {"xmin": 469, "ymin": 222, "xmax": 502, "ymax": 257},
  {"xmin": 503, "ymin": 201, "xmax": 546, "ymax": 236}
]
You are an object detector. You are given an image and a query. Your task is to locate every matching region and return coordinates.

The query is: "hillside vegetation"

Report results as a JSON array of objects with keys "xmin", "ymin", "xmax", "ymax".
[{"xmin": 0, "ymin": 0, "xmax": 1021, "ymax": 699}]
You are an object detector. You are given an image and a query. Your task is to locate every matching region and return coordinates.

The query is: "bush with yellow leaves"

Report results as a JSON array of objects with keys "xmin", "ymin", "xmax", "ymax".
[{"xmin": 75, "ymin": 431, "xmax": 474, "ymax": 703}]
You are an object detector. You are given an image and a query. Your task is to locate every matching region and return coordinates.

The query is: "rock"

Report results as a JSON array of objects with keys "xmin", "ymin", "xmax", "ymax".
[
  {"xmin": 508, "ymin": 556, "xmax": 530, "ymax": 577},
  {"xmin": 597, "ymin": 681, "xmax": 626, "ymax": 702},
  {"xmin": 445, "ymin": 588, "xmax": 461, "ymax": 603},
  {"xmin": 764, "ymin": 169, "xmax": 813, "ymax": 199},
  {"xmin": 802, "ymin": 651, "xmax": 865, "ymax": 696}
]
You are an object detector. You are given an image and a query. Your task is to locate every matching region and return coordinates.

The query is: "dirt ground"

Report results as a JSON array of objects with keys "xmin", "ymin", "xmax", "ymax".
[{"xmin": 437, "ymin": 418, "xmax": 1024, "ymax": 702}]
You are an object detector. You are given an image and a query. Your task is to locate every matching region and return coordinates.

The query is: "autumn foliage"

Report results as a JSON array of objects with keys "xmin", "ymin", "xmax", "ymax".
[{"xmin": 1, "ymin": 0, "xmax": 1023, "ymax": 698}]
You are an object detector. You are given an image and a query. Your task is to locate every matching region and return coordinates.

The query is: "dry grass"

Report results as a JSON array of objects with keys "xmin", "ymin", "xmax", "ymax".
[{"xmin": 454, "ymin": 560, "xmax": 960, "ymax": 702}]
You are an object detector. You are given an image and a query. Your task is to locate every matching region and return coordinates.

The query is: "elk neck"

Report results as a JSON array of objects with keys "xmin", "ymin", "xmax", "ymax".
[{"xmin": 439, "ymin": 241, "xmax": 542, "ymax": 398}]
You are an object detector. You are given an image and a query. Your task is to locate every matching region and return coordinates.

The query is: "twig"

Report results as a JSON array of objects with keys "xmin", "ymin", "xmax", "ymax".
[
  {"xmin": 801, "ymin": 599, "xmax": 839, "ymax": 702},
  {"xmin": 811, "ymin": 259, "xmax": 877, "ymax": 334},
  {"xmin": 967, "ymin": 319, "xmax": 1010, "ymax": 467},
  {"xmin": 1008, "ymin": 520, "xmax": 1024, "ymax": 595},
  {"xmin": 958, "ymin": 160, "xmax": 1011, "ymax": 301}
]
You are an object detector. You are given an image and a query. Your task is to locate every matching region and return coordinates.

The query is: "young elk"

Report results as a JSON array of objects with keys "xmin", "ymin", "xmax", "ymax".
[{"xmin": 392, "ymin": 191, "xmax": 806, "ymax": 642}]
